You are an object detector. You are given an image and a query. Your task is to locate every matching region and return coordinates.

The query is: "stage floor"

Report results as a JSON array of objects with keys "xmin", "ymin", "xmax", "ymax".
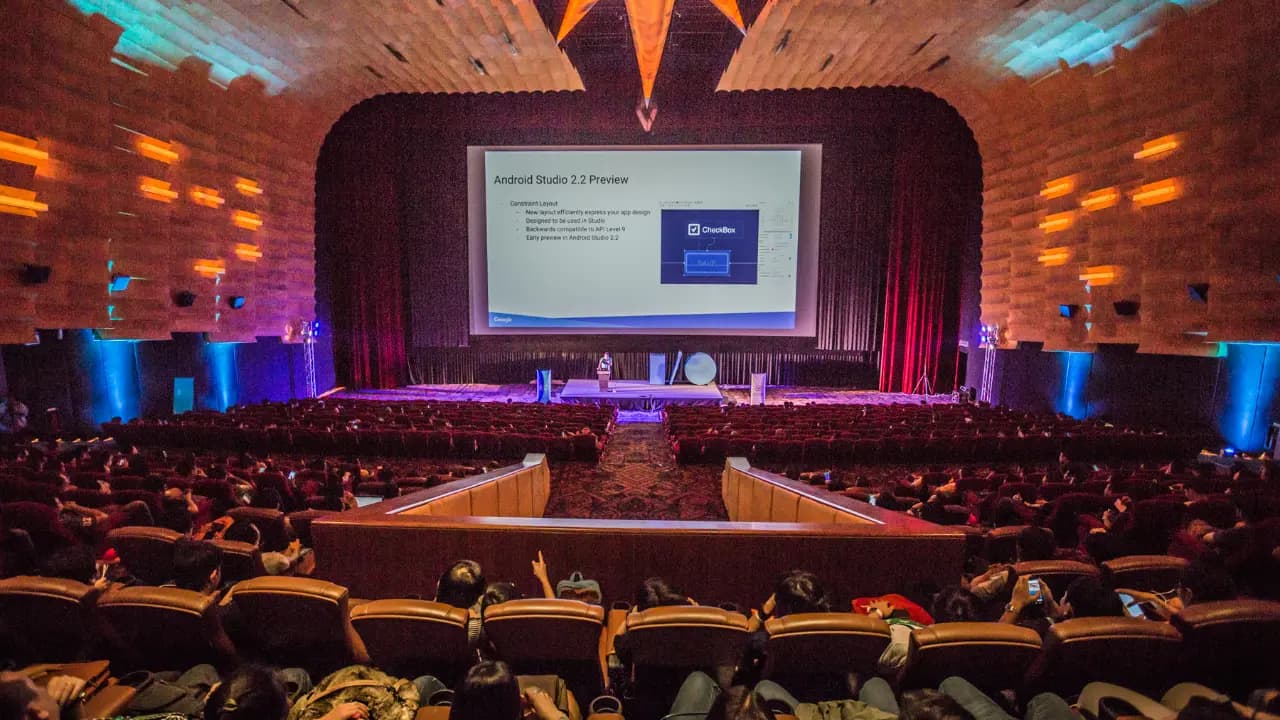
[{"xmin": 559, "ymin": 379, "xmax": 723, "ymax": 409}]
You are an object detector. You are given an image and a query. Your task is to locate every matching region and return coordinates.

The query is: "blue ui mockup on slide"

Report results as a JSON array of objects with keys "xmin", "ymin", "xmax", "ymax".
[{"xmin": 476, "ymin": 147, "xmax": 807, "ymax": 333}]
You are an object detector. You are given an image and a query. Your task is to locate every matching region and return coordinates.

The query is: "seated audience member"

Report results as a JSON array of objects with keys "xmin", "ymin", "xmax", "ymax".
[
  {"xmin": 1016, "ymin": 527, "xmax": 1057, "ymax": 562},
  {"xmin": 158, "ymin": 490, "xmax": 199, "ymax": 535},
  {"xmin": 1001, "ymin": 574, "xmax": 1123, "ymax": 633},
  {"xmin": 932, "ymin": 586, "xmax": 981, "ymax": 623},
  {"xmin": 747, "ymin": 570, "xmax": 830, "ymax": 633},
  {"xmin": 436, "ymin": 559, "xmax": 486, "ymax": 646},
  {"xmin": 223, "ymin": 521, "xmax": 308, "ymax": 576},
  {"xmin": 39, "ymin": 545, "xmax": 103, "ymax": 588},
  {"xmin": 450, "ymin": 661, "xmax": 567, "ymax": 720},
  {"xmin": 204, "ymin": 664, "xmax": 363, "ymax": 720},
  {"xmin": 0, "ymin": 671, "xmax": 87, "ymax": 720},
  {"xmin": 170, "ymin": 538, "xmax": 224, "ymax": 594},
  {"xmin": 0, "ymin": 524, "xmax": 37, "ymax": 578},
  {"xmin": 530, "ymin": 550, "xmax": 558, "ymax": 601},
  {"xmin": 936, "ymin": 676, "xmax": 1076, "ymax": 720},
  {"xmin": 612, "ymin": 576, "xmax": 698, "ymax": 664},
  {"xmin": 1125, "ymin": 557, "xmax": 1238, "ymax": 619},
  {"xmin": 899, "ymin": 689, "xmax": 975, "ymax": 720}
]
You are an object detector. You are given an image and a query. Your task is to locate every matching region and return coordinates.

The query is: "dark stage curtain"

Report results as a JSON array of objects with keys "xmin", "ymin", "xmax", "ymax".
[{"xmin": 878, "ymin": 117, "xmax": 981, "ymax": 393}]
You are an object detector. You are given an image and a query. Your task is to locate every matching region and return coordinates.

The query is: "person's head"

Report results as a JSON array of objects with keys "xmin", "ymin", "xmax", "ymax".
[
  {"xmin": 40, "ymin": 545, "xmax": 97, "ymax": 585},
  {"xmin": 1059, "ymin": 576, "xmax": 1123, "ymax": 618},
  {"xmin": 1178, "ymin": 558, "xmax": 1237, "ymax": 606},
  {"xmin": 450, "ymin": 661, "xmax": 521, "ymax": 720},
  {"xmin": 203, "ymin": 665, "xmax": 288, "ymax": 720},
  {"xmin": 480, "ymin": 581, "xmax": 523, "ymax": 616},
  {"xmin": 773, "ymin": 570, "xmax": 830, "ymax": 616},
  {"xmin": 636, "ymin": 577, "xmax": 691, "ymax": 610},
  {"xmin": 0, "ymin": 671, "xmax": 61, "ymax": 720},
  {"xmin": 436, "ymin": 559, "xmax": 485, "ymax": 609},
  {"xmin": 1016, "ymin": 526, "xmax": 1057, "ymax": 562},
  {"xmin": 171, "ymin": 539, "xmax": 223, "ymax": 593},
  {"xmin": 223, "ymin": 521, "xmax": 261, "ymax": 548},
  {"xmin": 931, "ymin": 585, "xmax": 979, "ymax": 623},
  {"xmin": 900, "ymin": 689, "xmax": 976, "ymax": 720},
  {"xmin": 707, "ymin": 686, "xmax": 776, "ymax": 720},
  {"xmin": 158, "ymin": 496, "xmax": 194, "ymax": 535}
]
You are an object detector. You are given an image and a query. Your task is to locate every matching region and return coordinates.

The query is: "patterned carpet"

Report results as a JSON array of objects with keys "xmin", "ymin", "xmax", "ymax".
[{"xmin": 544, "ymin": 423, "xmax": 728, "ymax": 521}]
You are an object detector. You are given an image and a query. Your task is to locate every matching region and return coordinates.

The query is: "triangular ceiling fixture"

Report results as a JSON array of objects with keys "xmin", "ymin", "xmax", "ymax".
[{"xmin": 558, "ymin": 0, "xmax": 745, "ymax": 107}]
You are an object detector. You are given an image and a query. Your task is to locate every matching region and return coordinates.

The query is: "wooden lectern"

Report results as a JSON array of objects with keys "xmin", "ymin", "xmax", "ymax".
[{"xmin": 597, "ymin": 370, "xmax": 610, "ymax": 392}]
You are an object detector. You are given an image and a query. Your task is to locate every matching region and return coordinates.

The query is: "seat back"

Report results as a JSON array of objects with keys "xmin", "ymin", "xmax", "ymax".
[
  {"xmin": 903, "ymin": 622, "xmax": 1042, "ymax": 692},
  {"xmin": 226, "ymin": 507, "xmax": 289, "ymax": 551},
  {"xmin": 107, "ymin": 526, "xmax": 182, "ymax": 585},
  {"xmin": 225, "ymin": 576, "xmax": 366, "ymax": 675},
  {"xmin": 212, "ymin": 539, "xmax": 267, "ymax": 584},
  {"xmin": 983, "ymin": 525, "xmax": 1027, "ymax": 563},
  {"xmin": 1170, "ymin": 599, "xmax": 1280, "ymax": 694},
  {"xmin": 624, "ymin": 606, "xmax": 749, "ymax": 670},
  {"xmin": 350, "ymin": 599, "xmax": 470, "ymax": 681},
  {"xmin": 1101, "ymin": 555, "xmax": 1188, "ymax": 593},
  {"xmin": 482, "ymin": 598, "xmax": 606, "ymax": 663},
  {"xmin": 0, "ymin": 576, "xmax": 96, "ymax": 664},
  {"xmin": 1025, "ymin": 617, "xmax": 1182, "ymax": 696},
  {"xmin": 763, "ymin": 613, "xmax": 891, "ymax": 699},
  {"xmin": 1013, "ymin": 560, "xmax": 1101, "ymax": 599},
  {"xmin": 98, "ymin": 585, "xmax": 236, "ymax": 672}
]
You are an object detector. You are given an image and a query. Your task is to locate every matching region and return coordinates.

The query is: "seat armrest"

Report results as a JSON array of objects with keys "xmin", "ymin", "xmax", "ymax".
[
  {"xmin": 84, "ymin": 684, "xmax": 136, "ymax": 718},
  {"xmin": 600, "ymin": 607, "xmax": 630, "ymax": 690}
]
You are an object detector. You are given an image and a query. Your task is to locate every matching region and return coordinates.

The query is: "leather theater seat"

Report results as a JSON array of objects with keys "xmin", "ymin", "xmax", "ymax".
[
  {"xmin": 1170, "ymin": 599, "xmax": 1280, "ymax": 695},
  {"xmin": 223, "ymin": 576, "xmax": 369, "ymax": 676},
  {"xmin": 350, "ymin": 599, "xmax": 470, "ymax": 683},
  {"xmin": 901, "ymin": 622, "xmax": 1042, "ymax": 693},
  {"xmin": 1023, "ymin": 616, "xmax": 1182, "ymax": 697},
  {"xmin": 482, "ymin": 598, "xmax": 608, "ymax": 696},
  {"xmin": 97, "ymin": 585, "xmax": 237, "ymax": 672},
  {"xmin": 763, "ymin": 612, "xmax": 892, "ymax": 701},
  {"xmin": 106, "ymin": 526, "xmax": 183, "ymax": 585},
  {"xmin": 0, "ymin": 576, "xmax": 98, "ymax": 665},
  {"xmin": 1101, "ymin": 555, "xmax": 1188, "ymax": 593}
]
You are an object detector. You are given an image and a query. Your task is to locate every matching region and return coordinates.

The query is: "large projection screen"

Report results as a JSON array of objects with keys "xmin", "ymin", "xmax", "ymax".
[{"xmin": 468, "ymin": 145, "xmax": 821, "ymax": 336}]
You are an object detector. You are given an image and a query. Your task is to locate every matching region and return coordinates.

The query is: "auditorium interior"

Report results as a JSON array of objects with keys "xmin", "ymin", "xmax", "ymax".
[{"xmin": 1, "ymin": 0, "xmax": 1279, "ymax": 718}]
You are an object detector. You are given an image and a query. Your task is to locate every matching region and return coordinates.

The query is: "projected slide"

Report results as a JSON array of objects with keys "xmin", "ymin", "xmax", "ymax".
[{"xmin": 474, "ymin": 147, "xmax": 811, "ymax": 333}]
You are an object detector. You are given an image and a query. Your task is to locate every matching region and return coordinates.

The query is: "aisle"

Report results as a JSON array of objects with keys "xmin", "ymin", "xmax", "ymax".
[{"xmin": 543, "ymin": 422, "xmax": 728, "ymax": 521}]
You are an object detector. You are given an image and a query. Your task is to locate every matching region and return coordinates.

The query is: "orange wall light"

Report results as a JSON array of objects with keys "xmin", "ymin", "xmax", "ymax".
[
  {"xmin": 1079, "ymin": 265, "xmax": 1119, "ymax": 286},
  {"xmin": 1134, "ymin": 134, "xmax": 1180, "ymax": 160},
  {"xmin": 234, "ymin": 243, "xmax": 263, "ymax": 261},
  {"xmin": 231, "ymin": 210, "xmax": 262, "ymax": 231},
  {"xmin": 193, "ymin": 259, "xmax": 226, "ymax": 277},
  {"xmin": 1080, "ymin": 187, "xmax": 1120, "ymax": 212},
  {"xmin": 190, "ymin": 186, "xmax": 225, "ymax": 208},
  {"xmin": 1132, "ymin": 178, "xmax": 1182, "ymax": 208},
  {"xmin": 139, "ymin": 176, "xmax": 178, "ymax": 202},
  {"xmin": 234, "ymin": 178, "xmax": 263, "ymax": 196},
  {"xmin": 0, "ymin": 184, "xmax": 49, "ymax": 217},
  {"xmin": 1037, "ymin": 247, "xmax": 1070, "ymax": 267},
  {"xmin": 135, "ymin": 136, "xmax": 178, "ymax": 163},
  {"xmin": 1039, "ymin": 211, "xmax": 1075, "ymax": 233},
  {"xmin": 1039, "ymin": 175, "xmax": 1076, "ymax": 200},
  {"xmin": 0, "ymin": 131, "xmax": 49, "ymax": 166}
]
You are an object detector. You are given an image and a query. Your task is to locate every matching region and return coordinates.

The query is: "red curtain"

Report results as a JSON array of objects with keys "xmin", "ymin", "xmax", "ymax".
[
  {"xmin": 878, "ymin": 118, "xmax": 977, "ymax": 393},
  {"xmin": 326, "ymin": 170, "xmax": 408, "ymax": 389}
]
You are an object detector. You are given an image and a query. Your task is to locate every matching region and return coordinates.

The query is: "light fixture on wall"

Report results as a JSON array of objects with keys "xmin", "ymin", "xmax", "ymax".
[
  {"xmin": 139, "ymin": 177, "xmax": 178, "ymax": 202},
  {"xmin": 0, "ymin": 131, "xmax": 49, "ymax": 165},
  {"xmin": 1037, "ymin": 247, "xmax": 1070, "ymax": 266},
  {"xmin": 1134, "ymin": 134, "xmax": 1180, "ymax": 160},
  {"xmin": 189, "ymin": 186, "xmax": 225, "ymax": 208},
  {"xmin": 135, "ymin": 136, "xmax": 178, "ymax": 163},
  {"xmin": 1078, "ymin": 265, "xmax": 1118, "ymax": 286},
  {"xmin": 1059, "ymin": 304, "xmax": 1080, "ymax": 319},
  {"xmin": 1131, "ymin": 178, "xmax": 1181, "ymax": 207},
  {"xmin": 1038, "ymin": 211, "xmax": 1075, "ymax": 233},
  {"xmin": 108, "ymin": 273, "xmax": 132, "ymax": 292},
  {"xmin": 1039, "ymin": 175, "xmax": 1076, "ymax": 200},
  {"xmin": 0, "ymin": 184, "xmax": 49, "ymax": 217},
  {"xmin": 227, "ymin": 295, "xmax": 246, "ymax": 309},
  {"xmin": 231, "ymin": 210, "xmax": 262, "ymax": 230},
  {"xmin": 1187, "ymin": 283, "xmax": 1210, "ymax": 303},
  {"xmin": 1080, "ymin": 187, "xmax": 1119, "ymax": 212},
  {"xmin": 234, "ymin": 178, "xmax": 263, "ymax": 196},
  {"xmin": 194, "ymin": 259, "xmax": 227, "ymax": 277},
  {"xmin": 234, "ymin": 243, "xmax": 262, "ymax": 261}
]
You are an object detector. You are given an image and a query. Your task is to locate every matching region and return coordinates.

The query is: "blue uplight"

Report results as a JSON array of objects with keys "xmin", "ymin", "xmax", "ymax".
[
  {"xmin": 1055, "ymin": 351, "xmax": 1094, "ymax": 420},
  {"xmin": 67, "ymin": 0, "xmax": 292, "ymax": 93},
  {"xmin": 81, "ymin": 330, "xmax": 141, "ymax": 424},
  {"xmin": 981, "ymin": 1, "xmax": 1221, "ymax": 79},
  {"xmin": 1218, "ymin": 343, "xmax": 1280, "ymax": 452},
  {"xmin": 203, "ymin": 340, "xmax": 241, "ymax": 412}
]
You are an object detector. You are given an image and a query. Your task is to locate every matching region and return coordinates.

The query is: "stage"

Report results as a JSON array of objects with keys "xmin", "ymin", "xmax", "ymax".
[{"xmin": 558, "ymin": 379, "xmax": 723, "ymax": 410}]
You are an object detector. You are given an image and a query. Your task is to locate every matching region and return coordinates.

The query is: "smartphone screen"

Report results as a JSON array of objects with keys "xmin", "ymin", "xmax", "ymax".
[
  {"xmin": 1117, "ymin": 592, "xmax": 1146, "ymax": 618},
  {"xmin": 868, "ymin": 494, "xmax": 878, "ymax": 506},
  {"xmin": 1027, "ymin": 578, "xmax": 1043, "ymax": 602}
]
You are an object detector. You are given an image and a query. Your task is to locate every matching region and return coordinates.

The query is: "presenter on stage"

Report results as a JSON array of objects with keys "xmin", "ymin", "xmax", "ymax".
[{"xmin": 597, "ymin": 352, "xmax": 613, "ymax": 392}]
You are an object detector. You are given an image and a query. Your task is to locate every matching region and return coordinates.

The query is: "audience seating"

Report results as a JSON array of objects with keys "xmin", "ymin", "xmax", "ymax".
[
  {"xmin": 106, "ymin": 526, "xmax": 182, "ymax": 586},
  {"xmin": 762, "ymin": 613, "xmax": 891, "ymax": 700},
  {"xmin": 349, "ymin": 599, "xmax": 470, "ymax": 683},
  {"xmin": 1169, "ymin": 599, "xmax": 1280, "ymax": 696},
  {"xmin": 225, "ymin": 507, "xmax": 289, "ymax": 551},
  {"xmin": 983, "ymin": 525, "xmax": 1027, "ymax": 563},
  {"xmin": 0, "ymin": 576, "xmax": 97, "ymax": 664},
  {"xmin": 97, "ymin": 585, "xmax": 237, "ymax": 672},
  {"xmin": 482, "ymin": 598, "xmax": 608, "ymax": 696},
  {"xmin": 1023, "ymin": 617, "xmax": 1183, "ymax": 697},
  {"xmin": 222, "ymin": 576, "xmax": 370, "ymax": 676},
  {"xmin": 623, "ymin": 605, "xmax": 749, "ymax": 673},
  {"xmin": 1013, "ymin": 560, "xmax": 1101, "ymax": 598},
  {"xmin": 212, "ymin": 539, "xmax": 266, "ymax": 584},
  {"xmin": 1102, "ymin": 555, "xmax": 1189, "ymax": 592},
  {"xmin": 901, "ymin": 622, "xmax": 1042, "ymax": 693}
]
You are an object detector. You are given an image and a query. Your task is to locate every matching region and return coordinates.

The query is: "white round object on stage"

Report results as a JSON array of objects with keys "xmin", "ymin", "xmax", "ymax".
[{"xmin": 684, "ymin": 352, "xmax": 717, "ymax": 386}]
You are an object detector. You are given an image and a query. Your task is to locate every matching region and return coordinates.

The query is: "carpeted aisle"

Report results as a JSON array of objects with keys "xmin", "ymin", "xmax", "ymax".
[{"xmin": 544, "ymin": 422, "xmax": 728, "ymax": 521}]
